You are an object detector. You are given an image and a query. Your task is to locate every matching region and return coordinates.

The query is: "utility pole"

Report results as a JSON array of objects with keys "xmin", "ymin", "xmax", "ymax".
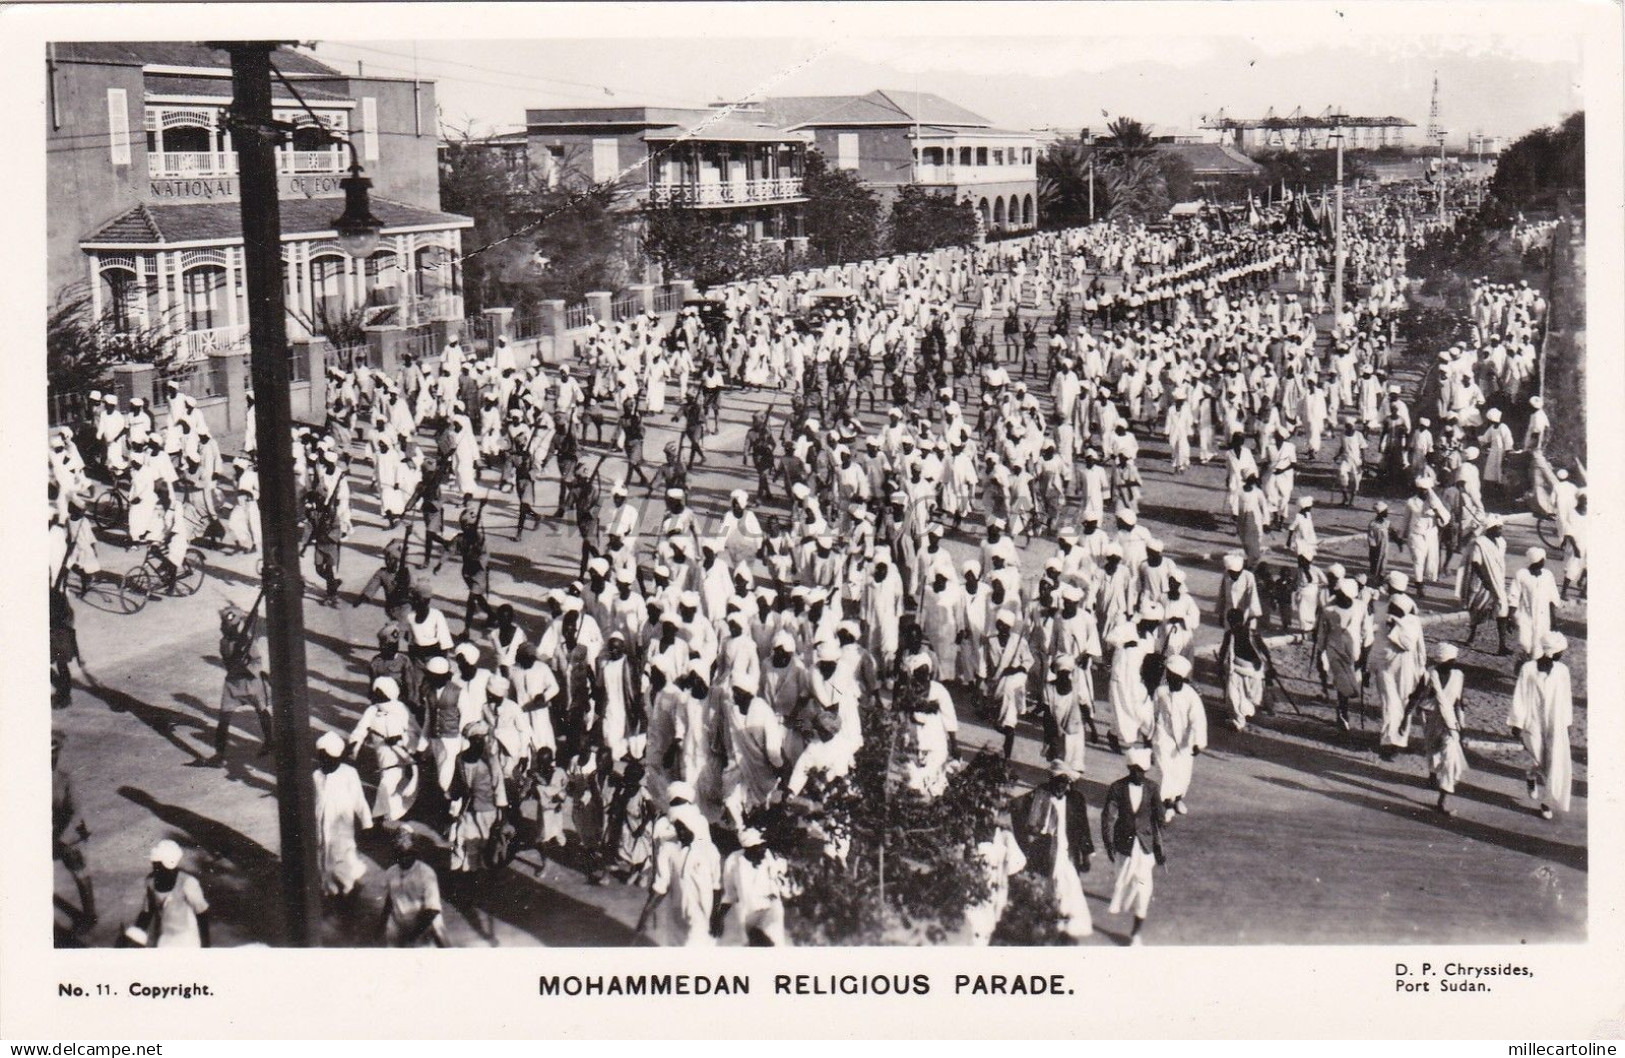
[
  {"xmin": 1438, "ymin": 133, "xmax": 1447, "ymax": 224},
  {"xmin": 1332, "ymin": 124, "xmax": 1345, "ymax": 323},
  {"xmin": 221, "ymin": 41, "xmax": 322, "ymax": 947},
  {"xmin": 1088, "ymin": 152, "xmax": 1096, "ymax": 223}
]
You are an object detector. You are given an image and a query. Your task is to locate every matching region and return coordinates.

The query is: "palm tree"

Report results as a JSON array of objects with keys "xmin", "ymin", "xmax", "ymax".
[
  {"xmin": 1101, "ymin": 117, "xmax": 1158, "ymax": 164},
  {"xmin": 1037, "ymin": 137, "xmax": 1097, "ymax": 228},
  {"xmin": 1097, "ymin": 117, "xmax": 1170, "ymax": 223}
]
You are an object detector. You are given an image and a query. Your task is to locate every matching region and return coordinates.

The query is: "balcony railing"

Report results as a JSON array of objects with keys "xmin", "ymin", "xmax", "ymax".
[
  {"xmin": 648, "ymin": 176, "xmax": 806, "ymax": 207},
  {"xmin": 402, "ymin": 293, "xmax": 463, "ymax": 325},
  {"xmin": 147, "ymin": 150, "xmax": 347, "ymax": 178},
  {"xmin": 914, "ymin": 163, "xmax": 1037, "ymax": 185},
  {"xmin": 149, "ymin": 151, "xmax": 239, "ymax": 178},
  {"xmin": 176, "ymin": 324, "xmax": 249, "ymax": 362},
  {"xmin": 289, "ymin": 150, "xmax": 345, "ymax": 174}
]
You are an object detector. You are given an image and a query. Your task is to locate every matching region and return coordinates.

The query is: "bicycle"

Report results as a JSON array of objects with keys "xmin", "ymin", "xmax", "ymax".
[
  {"xmin": 117, "ymin": 544, "xmax": 206, "ymax": 614},
  {"xmin": 84, "ymin": 477, "xmax": 130, "ymax": 535},
  {"xmin": 1520, "ymin": 490, "xmax": 1565, "ymax": 549}
]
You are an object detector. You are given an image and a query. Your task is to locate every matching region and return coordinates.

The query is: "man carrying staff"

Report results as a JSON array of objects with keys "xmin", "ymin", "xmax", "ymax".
[{"xmin": 199, "ymin": 602, "xmax": 272, "ymax": 768}]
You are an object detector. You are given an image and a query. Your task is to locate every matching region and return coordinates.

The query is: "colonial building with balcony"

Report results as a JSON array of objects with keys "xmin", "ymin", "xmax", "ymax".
[
  {"xmin": 762, "ymin": 89, "xmax": 1040, "ymax": 234},
  {"xmin": 523, "ymin": 104, "xmax": 811, "ymax": 244},
  {"xmin": 48, "ymin": 41, "xmax": 473, "ymax": 365}
]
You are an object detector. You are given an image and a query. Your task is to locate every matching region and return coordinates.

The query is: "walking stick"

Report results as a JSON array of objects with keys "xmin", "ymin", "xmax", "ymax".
[{"xmin": 1264, "ymin": 665, "xmax": 1313, "ymax": 721}]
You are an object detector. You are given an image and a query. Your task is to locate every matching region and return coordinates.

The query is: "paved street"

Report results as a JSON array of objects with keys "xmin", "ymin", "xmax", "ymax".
[{"xmin": 53, "ymin": 291, "xmax": 1586, "ymax": 948}]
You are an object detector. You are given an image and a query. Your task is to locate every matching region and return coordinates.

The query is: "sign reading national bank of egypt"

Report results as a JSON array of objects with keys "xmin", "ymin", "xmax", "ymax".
[{"xmin": 148, "ymin": 173, "xmax": 346, "ymax": 203}]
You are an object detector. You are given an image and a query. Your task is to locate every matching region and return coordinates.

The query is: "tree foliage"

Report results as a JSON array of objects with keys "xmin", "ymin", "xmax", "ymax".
[
  {"xmin": 439, "ymin": 127, "xmax": 632, "ymax": 312},
  {"xmin": 47, "ymin": 284, "xmax": 178, "ymax": 404},
  {"xmin": 1093, "ymin": 117, "xmax": 1180, "ymax": 224},
  {"xmin": 779, "ymin": 702, "xmax": 1006, "ymax": 944},
  {"xmin": 1037, "ymin": 135, "xmax": 1102, "ymax": 230},
  {"xmin": 887, "ymin": 185, "xmax": 980, "ymax": 255},
  {"xmin": 1250, "ymin": 148, "xmax": 1373, "ymax": 199},
  {"xmin": 1490, "ymin": 111, "xmax": 1584, "ymax": 212},
  {"xmin": 527, "ymin": 183, "xmax": 635, "ymax": 307},
  {"xmin": 800, "ymin": 149, "xmax": 882, "ymax": 266},
  {"xmin": 640, "ymin": 203, "xmax": 778, "ymax": 290}
]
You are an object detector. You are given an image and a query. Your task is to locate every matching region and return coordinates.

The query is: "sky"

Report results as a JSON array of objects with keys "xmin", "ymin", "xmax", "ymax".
[{"xmin": 306, "ymin": 33, "xmax": 1583, "ymax": 146}]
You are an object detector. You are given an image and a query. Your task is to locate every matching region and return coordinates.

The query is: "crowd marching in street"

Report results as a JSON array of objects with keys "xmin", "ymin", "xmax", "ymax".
[{"xmin": 47, "ymin": 180, "xmax": 1584, "ymax": 948}]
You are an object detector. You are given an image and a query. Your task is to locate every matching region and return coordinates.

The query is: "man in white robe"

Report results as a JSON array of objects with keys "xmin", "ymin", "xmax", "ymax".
[
  {"xmin": 1153, "ymin": 655, "xmax": 1206, "ymax": 820},
  {"xmin": 1508, "ymin": 632, "xmax": 1574, "ymax": 820},
  {"xmin": 1510, "ymin": 547, "xmax": 1561, "ymax": 662}
]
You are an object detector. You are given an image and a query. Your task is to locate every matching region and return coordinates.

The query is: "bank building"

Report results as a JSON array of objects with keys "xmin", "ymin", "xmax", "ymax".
[{"xmin": 47, "ymin": 42, "xmax": 473, "ymax": 410}]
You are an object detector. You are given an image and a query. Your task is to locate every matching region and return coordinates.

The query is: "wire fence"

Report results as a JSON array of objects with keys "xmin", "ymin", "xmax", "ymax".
[
  {"xmin": 48, "ymin": 390, "xmax": 91, "ymax": 428},
  {"xmin": 512, "ymin": 313, "xmax": 547, "ymax": 341},
  {"xmin": 402, "ymin": 328, "xmax": 438, "ymax": 363},
  {"xmin": 159, "ymin": 360, "xmax": 225, "ymax": 401},
  {"xmin": 564, "ymin": 302, "xmax": 592, "ymax": 330},
  {"xmin": 611, "ymin": 293, "xmax": 643, "ymax": 321}
]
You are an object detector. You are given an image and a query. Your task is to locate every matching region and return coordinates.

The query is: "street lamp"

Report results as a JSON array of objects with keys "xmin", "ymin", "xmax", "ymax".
[
  {"xmin": 332, "ymin": 152, "xmax": 384, "ymax": 259},
  {"xmin": 216, "ymin": 42, "xmax": 391, "ymax": 947}
]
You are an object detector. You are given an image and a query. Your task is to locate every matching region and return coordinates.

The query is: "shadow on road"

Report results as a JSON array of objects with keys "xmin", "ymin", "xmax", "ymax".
[{"xmin": 118, "ymin": 784, "xmax": 284, "ymax": 946}]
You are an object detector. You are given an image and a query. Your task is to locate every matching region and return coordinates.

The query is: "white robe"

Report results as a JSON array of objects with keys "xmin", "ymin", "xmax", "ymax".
[
  {"xmin": 313, "ymin": 763, "xmax": 373, "ymax": 895},
  {"xmin": 1154, "ymin": 684, "xmax": 1207, "ymax": 801},
  {"xmin": 1509, "ymin": 661, "xmax": 1574, "ymax": 812}
]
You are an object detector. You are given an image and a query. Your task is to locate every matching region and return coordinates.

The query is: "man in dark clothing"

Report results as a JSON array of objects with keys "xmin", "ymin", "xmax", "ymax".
[
  {"xmin": 1011, "ymin": 761, "xmax": 1094, "ymax": 877},
  {"xmin": 620, "ymin": 400, "xmax": 652, "ymax": 487},
  {"xmin": 353, "ymin": 537, "xmax": 415, "ymax": 623},
  {"xmin": 53, "ymin": 730, "xmax": 97, "ymax": 934},
  {"xmin": 746, "ymin": 413, "xmax": 777, "ymax": 502},
  {"xmin": 201, "ymin": 603, "xmax": 272, "ymax": 767},
  {"xmin": 1100, "ymin": 762, "xmax": 1167, "ymax": 945}
]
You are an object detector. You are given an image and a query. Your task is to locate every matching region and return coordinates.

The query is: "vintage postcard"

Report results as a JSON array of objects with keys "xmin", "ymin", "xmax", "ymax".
[{"xmin": 1, "ymin": 0, "xmax": 1620, "ymax": 1041}]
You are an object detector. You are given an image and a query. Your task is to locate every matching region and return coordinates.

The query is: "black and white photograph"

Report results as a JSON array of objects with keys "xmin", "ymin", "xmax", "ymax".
[{"xmin": 35, "ymin": 11, "xmax": 1596, "ymax": 962}]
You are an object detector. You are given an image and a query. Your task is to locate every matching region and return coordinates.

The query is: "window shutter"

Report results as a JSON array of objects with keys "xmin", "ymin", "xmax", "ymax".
[
  {"xmin": 362, "ymin": 97, "xmax": 379, "ymax": 161},
  {"xmin": 592, "ymin": 138, "xmax": 619, "ymax": 183},
  {"xmin": 837, "ymin": 133, "xmax": 859, "ymax": 170},
  {"xmin": 107, "ymin": 88, "xmax": 131, "ymax": 166}
]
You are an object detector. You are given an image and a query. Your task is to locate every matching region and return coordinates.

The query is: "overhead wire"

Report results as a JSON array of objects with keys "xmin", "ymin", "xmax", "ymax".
[{"xmin": 313, "ymin": 41, "xmax": 715, "ymax": 110}]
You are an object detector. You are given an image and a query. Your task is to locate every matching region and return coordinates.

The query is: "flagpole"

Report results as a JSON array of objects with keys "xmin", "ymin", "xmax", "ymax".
[{"xmin": 1333, "ymin": 123, "xmax": 1345, "ymax": 322}]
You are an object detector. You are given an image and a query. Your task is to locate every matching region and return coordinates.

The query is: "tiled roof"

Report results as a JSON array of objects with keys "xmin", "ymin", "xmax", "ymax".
[
  {"xmin": 83, "ymin": 197, "xmax": 471, "ymax": 246},
  {"xmin": 54, "ymin": 42, "xmax": 339, "ymax": 76},
  {"xmin": 1154, "ymin": 142, "xmax": 1263, "ymax": 176},
  {"xmin": 870, "ymin": 89, "xmax": 991, "ymax": 127},
  {"xmin": 86, "ymin": 203, "xmax": 163, "ymax": 244},
  {"xmin": 765, "ymin": 89, "xmax": 992, "ymax": 129}
]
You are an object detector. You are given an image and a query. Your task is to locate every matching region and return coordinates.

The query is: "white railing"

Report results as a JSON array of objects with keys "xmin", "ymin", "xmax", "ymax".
[
  {"xmin": 915, "ymin": 163, "xmax": 1039, "ymax": 186},
  {"xmin": 176, "ymin": 324, "xmax": 249, "ymax": 362},
  {"xmin": 289, "ymin": 150, "xmax": 345, "ymax": 174},
  {"xmin": 404, "ymin": 294, "xmax": 462, "ymax": 324},
  {"xmin": 648, "ymin": 176, "xmax": 806, "ymax": 206},
  {"xmin": 147, "ymin": 150, "xmax": 346, "ymax": 178},
  {"xmin": 149, "ymin": 151, "xmax": 238, "ymax": 178}
]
